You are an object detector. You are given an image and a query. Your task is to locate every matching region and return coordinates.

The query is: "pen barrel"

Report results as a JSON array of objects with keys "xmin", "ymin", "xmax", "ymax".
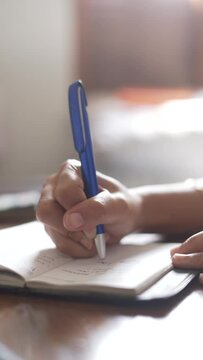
[
  {"xmin": 96, "ymin": 224, "xmax": 105, "ymax": 234},
  {"xmin": 68, "ymin": 80, "xmax": 105, "ymax": 241},
  {"xmin": 80, "ymin": 151, "xmax": 99, "ymax": 198},
  {"xmin": 80, "ymin": 151, "xmax": 105, "ymax": 236}
]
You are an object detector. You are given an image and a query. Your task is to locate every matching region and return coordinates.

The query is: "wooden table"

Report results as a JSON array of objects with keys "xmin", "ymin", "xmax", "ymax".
[
  {"xmin": 0, "ymin": 196, "xmax": 203, "ymax": 360},
  {"xmin": 1, "ymin": 86, "xmax": 202, "ymax": 359},
  {"xmin": 0, "ymin": 261, "xmax": 202, "ymax": 360}
]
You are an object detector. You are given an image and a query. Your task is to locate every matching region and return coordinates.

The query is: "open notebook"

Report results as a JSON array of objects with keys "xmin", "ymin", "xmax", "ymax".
[{"xmin": 0, "ymin": 222, "xmax": 196, "ymax": 301}]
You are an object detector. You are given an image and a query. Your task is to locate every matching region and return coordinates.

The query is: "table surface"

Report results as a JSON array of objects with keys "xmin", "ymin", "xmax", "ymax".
[
  {"xmin": 1, "ymin": 87, "xmax": 202, "ymax": 360},
  {"xmin": 0, "ymin": 244, "xmax": 202, "ymax": 360}
]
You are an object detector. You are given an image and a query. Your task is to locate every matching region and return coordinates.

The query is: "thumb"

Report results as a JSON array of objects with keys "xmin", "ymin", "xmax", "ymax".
[{"xmin": 63, "ymin": 189, "xmax": 121, "ymax": 231}]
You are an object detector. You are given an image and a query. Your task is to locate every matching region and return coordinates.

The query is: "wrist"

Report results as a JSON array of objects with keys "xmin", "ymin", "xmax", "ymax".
[
  {"xmin": 127, "ymin": 188, "xmax": 144, "ymax": 232},
  {"xmin": 129, "ymin": 180, "xmax": 203, "ymax": 234},
  {"xmin": 128, "ymin": 185, "xmax": 175, "ymax": 233}
]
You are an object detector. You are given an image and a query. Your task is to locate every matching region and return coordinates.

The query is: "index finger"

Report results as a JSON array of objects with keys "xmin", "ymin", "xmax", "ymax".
[
  {"xmin": 54, "ymin": 159, "xmax": 87, "ymax": 210},
  {"xmin": 171, "ymin": 231, "xmax": 203, "ymax": 255}
]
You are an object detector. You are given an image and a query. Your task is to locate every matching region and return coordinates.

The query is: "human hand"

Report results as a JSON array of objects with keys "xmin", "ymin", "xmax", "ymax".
[
  {"xmin": 36, "ymin": 159, "xmax": 142, "ymax": 258},
  {"xmin": 171, "ymin": 231, "xmax": 203, "ymax": 285}
]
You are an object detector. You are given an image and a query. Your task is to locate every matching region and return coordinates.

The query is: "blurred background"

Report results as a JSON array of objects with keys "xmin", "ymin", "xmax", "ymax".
[{"xmin": 1, "ymin": 0, "xmax": 203, "ymax": 196}]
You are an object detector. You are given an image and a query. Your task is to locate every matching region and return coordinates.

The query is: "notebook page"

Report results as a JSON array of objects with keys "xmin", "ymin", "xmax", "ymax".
[
  {"xmin": 0, "ymin": 222, "xmax": 69, "ymax": 279},
  {"xmin": 0, "ymin": 222, "xmax": 174, "ymax": 292},
  {"xmin": 29, "ymin": 242, "xmax": 173, "ymax": 292}
]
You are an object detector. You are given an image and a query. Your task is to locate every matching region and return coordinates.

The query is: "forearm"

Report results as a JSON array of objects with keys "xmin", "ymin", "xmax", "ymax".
[{"xmin": 130, "ymin": 180, "xmax": 203, "ymax": 234}]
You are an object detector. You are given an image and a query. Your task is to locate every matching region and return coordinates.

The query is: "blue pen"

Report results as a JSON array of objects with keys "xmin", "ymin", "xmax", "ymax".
[{"xmin": 68, "ymin": 80, "xmax": 106, "ymax": 259}]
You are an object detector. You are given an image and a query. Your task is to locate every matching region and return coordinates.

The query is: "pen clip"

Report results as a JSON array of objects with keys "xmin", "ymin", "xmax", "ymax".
[
  {"xmin": 68, "ymin": 80, "xmax": 88, "ymax": 154},
  {"xmin": 68, "ymin": 80, "xmax": 99, "ymax": 198}
]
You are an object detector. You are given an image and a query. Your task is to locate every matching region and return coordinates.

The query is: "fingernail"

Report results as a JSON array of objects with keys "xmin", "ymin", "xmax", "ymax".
[
  {"xmin": 173, "ymin": 253, "xmax": 183, "ymax": 258},
  {"xmin": 172, "ymin": 253, "xmax": 184, "ymax": 264},
  {"xmin": 170, "ymin": 247, "xmax": 180, "ymax": 256},
  {"xmin": 64, "ymin": 212, "xmax": 84, "ymax": 229}
]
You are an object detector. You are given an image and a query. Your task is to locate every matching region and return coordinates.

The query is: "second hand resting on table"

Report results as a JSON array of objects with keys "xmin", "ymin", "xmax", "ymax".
[{"xmin": 36, "ymin": 159, "xmax": 203, "ymax": 284}]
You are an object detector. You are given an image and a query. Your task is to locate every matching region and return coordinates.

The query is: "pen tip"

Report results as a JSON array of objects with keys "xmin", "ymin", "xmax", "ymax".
[{"xmin": 95, "ymin": 234, "xmax": 106, "ymax": 259}]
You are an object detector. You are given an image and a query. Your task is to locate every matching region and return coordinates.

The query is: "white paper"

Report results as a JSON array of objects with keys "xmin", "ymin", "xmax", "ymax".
[{"xmin": 0, "ymin": 222, "xmax": 174, "ymax": 293}]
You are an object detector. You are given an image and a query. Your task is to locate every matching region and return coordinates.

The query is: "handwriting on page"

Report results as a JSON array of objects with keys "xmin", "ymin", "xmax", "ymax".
[
  {"xmin": 30, "ymin": 243, "xmax": 172, "ymax": 289},
  {"xmin": 59, "ymin": 260, "xmax": 109, "ymax": 276},
  {"xmin": 0, "ymin": 222, "xmax": 71, "ymax": 280},
  {"xmin": 30, "ymin": 257, "xmax": 117, "ymax": 283},
  {"xmin": 26, "ymin": 249, "xmax": 69, "ymax": 280},
  {"xmin": 31, "ymin": 258, "xmax": 129, "ymax": 287}
]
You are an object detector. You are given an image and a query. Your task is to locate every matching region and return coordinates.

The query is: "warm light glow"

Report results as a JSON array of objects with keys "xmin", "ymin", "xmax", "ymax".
[{"xmin": 189, "ymin": 0, "xmax": 203, "ymax": 9}]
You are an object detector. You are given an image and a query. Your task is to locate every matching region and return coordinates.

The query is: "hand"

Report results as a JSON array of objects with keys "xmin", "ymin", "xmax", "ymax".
[
  {"xmin": 36, "ymin": 159, "xmax": 142, "ymax": 258},
  {"xmin": 171, "ymin": 231, "xmax": 203, "ymax": 285}
]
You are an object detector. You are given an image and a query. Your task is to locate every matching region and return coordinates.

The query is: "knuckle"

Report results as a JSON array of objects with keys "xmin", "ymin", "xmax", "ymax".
[
  {"xmin": 61, "ymin": 159, "xmax": 81, "ymax": 179},
  {"xmin": 57, "ymin": 241, "xmax": 94, "ymax": 258},
  {"xmin": 54, "ymin": 179, "xmax": 86, "ymax": 209},
  {"xmin": 42, "ymin": 173, "xmax": 57, "ymax": 190},
  {"xmin": 56, "ymin": 241, "xmax": 69, "ymax": 255},
  {"xmin": 54, "ymin": 183, "xmax": 69, "ymax": 204},
  {"xmin": 66, "ymin": 158, "xmax": 81, "ymax": 172},
  {"xmin": 36, "ymin": 198, "xmax": 56, "ymax": 224},
  {"xmin": 93, "ymin": 196, "xmax": 107, "ymax": 216},
  {"xmin": 117, "ymin": 193, "xmax": 129, "ymax": 212},
  {"xmin": 92, "ymin": 190, "xmax": 113, "ymax": 218},
  {"xmin": 45, "ymin": 224, "xmax": 96, "ymax": 258}
]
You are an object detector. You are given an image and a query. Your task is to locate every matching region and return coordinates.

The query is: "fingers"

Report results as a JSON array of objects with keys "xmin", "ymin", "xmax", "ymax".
[
  {"xmin": 53, "ymin": 159, "xmax": 86, "ymax": 210},
  {"xmin": 37, "ymin": 159, "xmax": 129, "ymax": 237},
  {"xmin": 171, "ymin": 232, "xmax": 203, "ymax": 274},
  {"xmin": 36, "ymin": 159, "xmax": 85, "ymax": 233},
  {"xmin": 172, "ymin": 252, "xmax": 203, "ymax": 269},
  {"xmin": 97, "ymin": 171, "xmax": 125, "ymax": 193},
  {"xmin": 45, "ymin": 225, "xmax": 96, "ymax": 258},
  {"xmin": 36, "ymin": 159, "xmax": 95, "ymax": 255},
  {"xmin": 171, "ymin": 231, "xmax": 203, "ymax": 255},
  {"xmin": 63, "ymin": 190, "xmax": 112, "ymax": 231},
  {"xmin": 63, "ymin": 189, "xmax": 130, "ymax": 234},
  {"xmin": 172, "ymin": 252, "xmax": 203, "ymax": 286},
  {"xmin": 36, "ymin": 174, "xmax": 67, "ymax": 236},
  {"xmin": 36, "ymin": 159, "xmax": 133, "ymax": 257}
]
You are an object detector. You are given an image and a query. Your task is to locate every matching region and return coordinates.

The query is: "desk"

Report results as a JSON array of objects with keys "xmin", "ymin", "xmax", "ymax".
[
  {"xmin": 0, "ymin": 281, "xmax": 202, "ymax": 360},
  {"xmin": 1, "ymin": 88, "xmax": 203, "ymax": 359}
]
